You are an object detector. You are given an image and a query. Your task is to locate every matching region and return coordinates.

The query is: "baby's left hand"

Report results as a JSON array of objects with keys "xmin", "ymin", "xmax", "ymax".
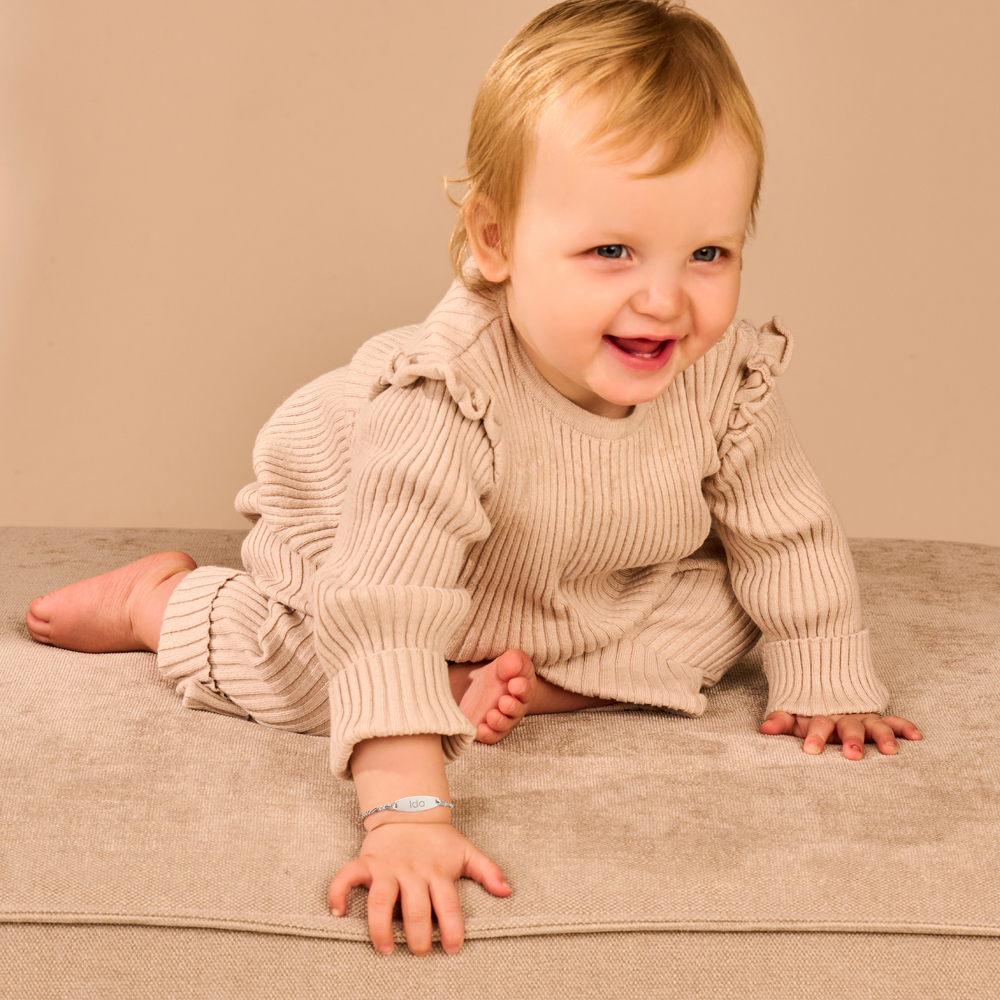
[{"xmin": 760, "ymin": 711, "xmax": 923, "ymax": 760}]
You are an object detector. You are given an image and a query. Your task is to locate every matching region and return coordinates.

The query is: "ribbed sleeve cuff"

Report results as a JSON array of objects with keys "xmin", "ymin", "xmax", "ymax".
[
  {"xmin": 328, "ymin": 648, "xmax": 476, "ymax": 781},
  {"xmin": 762, "ymin": 629, "xmax": 890, "ymax": 717},
  {"xmin": 156, "ymin": 566, "xmax": 251, "ymax": 719}
]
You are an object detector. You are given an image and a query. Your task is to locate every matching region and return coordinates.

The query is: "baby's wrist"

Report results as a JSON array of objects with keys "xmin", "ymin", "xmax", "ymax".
[
  {"xmin": 363, "ymin": 807, "xmax": 455, "ymax": 833},
  {"xmin": 350, "ymin": 734, "xmax": 451, "ymax": 826},
  {"xmin": 360, "ymin": 793, "xmax": 454, "ymax": 831}
]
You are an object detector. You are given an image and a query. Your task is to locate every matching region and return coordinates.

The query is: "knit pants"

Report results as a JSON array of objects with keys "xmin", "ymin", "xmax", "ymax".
[
  {"xmin": 155, "ymin": 550, "xmax": 761, "ymax": 738},
  {"xmin": 157, "ymin": 567, "xmax": 332, "ymax": 736}
]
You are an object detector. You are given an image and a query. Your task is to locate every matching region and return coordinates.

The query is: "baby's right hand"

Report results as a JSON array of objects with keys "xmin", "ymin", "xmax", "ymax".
[{"xmin": 328, "ymin": 821, "xmax": 511, "ymax": 955}]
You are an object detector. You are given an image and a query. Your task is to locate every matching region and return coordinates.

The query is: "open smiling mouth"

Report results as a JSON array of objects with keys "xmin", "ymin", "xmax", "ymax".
[
  {"xmin": 604, "ymin": 335, "xmax": 676, "ymax": 371},
  {"xmin": 607, "ymin": 336, "xmax": 669, "ymax": 358}
]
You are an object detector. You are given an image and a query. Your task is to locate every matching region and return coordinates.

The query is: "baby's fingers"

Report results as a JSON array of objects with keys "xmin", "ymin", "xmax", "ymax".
[
  {"xmin": 803, "ymin": 715, "xmax": 838, "ymax": 755},
  {"xmin": 881, "ymin": 715, "xmax": 923, "ymax": 741},
  {"xmin": 833, "ymin": 716, "xmax": 869, "ymax": 759},
  {"xmin": 328, "ymin": 858, "xmax": 371, "ymax": 918},
  {"xmin": 399, "ymin": 877, "xmax": 435, "ymax": 956},
  {"xmin": 760, "ymin": 711, "xmax": 798, "ymax": 735},
  {"xmin": 429, "ymin": 878, "xmax": 465, "ymax": 955},
  {"xmin": 864, "ymin": 715, "xmax": 923, "ymax": 755},
  {"xmin": 367, "ymin": 873, "xmax": 402, "ymax": 954},
  {"xmin": 328, "ymin": 861, "xmax": 401, "ymax": 955},
  {"xmin": 462, "ymin": 847, "xmax": 512, "ymax": 899}
]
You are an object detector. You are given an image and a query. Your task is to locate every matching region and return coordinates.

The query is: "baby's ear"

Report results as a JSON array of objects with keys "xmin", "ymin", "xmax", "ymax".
[{"xmin": 465, "ymin": 195, "xmax": 511, "ymax": 283}]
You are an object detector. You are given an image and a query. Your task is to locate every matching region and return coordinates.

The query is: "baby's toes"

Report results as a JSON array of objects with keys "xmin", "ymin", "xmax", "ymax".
[
  {"xmin": 486, "ymin": 707, "xmax": 514, "ymax": 731},
  {"xmin": 495, "ymin": 649, "xmax": 528, "ymax": 681},
  {"xmin": 507, "ymin": 672, "xmax": 537, "ymax": 706},
  {"xmin": 25, "ymin": 601, "xmax": 53, "ymax": 642},
  {"xmin": 476, "ymin": 720, "xmax": 506, "ymax": 744},
  {"xmin": 499, "ymin": 694, "xmax": 526, "ymax": 719},
  {"xmin": 28, "ymin": 596, "xmax": 51, "ymax": 621}
]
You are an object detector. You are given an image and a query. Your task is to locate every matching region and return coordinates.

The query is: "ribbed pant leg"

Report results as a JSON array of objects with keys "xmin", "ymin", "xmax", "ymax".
[
  {"xmin": 211, "ymin": 578, "xmax": 331, "ymax": 736},
  {"xmin": 157, "ymin": 566, "xmax": 331, "ymax": 736},
  {"xmin": 635, "ymin": 540, "xmax": 762, "ymax": 689}
]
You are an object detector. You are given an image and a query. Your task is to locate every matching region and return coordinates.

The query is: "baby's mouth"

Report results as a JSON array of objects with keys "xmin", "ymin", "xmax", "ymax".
[{"xmin": 606, "ymin": 336, "xmax": 669, "ymax": 358}]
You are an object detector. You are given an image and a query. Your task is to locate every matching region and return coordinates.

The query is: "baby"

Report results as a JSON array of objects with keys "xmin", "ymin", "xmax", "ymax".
[{"xmin": 26, "ymin": 0, "xmax": 922, "ymax": 958}]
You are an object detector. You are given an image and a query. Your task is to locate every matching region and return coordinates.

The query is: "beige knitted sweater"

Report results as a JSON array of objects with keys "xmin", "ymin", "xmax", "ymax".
[{"xmin": 235, "ymin": 278, "xmax": 889, "ymax": 778}]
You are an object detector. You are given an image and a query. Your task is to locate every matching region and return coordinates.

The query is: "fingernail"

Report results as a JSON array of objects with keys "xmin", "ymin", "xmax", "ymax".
[
  {"xmin": 331, "ymin": 907, "xmax": 341, "ymax": 917},
  {"xmin": 380, "ymin": 945, "xmax": 393, "ymax": 954}
]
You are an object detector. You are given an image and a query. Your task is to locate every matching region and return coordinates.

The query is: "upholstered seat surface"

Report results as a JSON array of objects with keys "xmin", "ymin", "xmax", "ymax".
[{"xmin": 1, "ymin": 527, "xmax": 998, "ymax": 999}]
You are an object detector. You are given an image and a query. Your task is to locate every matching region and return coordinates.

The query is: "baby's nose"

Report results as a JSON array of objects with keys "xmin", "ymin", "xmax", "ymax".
[{"xmin": 633, "ymin": 277, "xmax": 686, "ymax": 321}]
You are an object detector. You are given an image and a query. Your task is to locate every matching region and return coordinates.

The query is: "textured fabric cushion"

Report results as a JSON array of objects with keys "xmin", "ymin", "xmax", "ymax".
[{"xmin": 2, "ymin": 527, "xmax": 999, "ymax": 998}]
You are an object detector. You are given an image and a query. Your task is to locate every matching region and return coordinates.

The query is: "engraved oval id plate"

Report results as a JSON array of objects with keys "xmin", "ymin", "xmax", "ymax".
[{"xmin": 394, "ymin": 796, "xmax": 443, "ymax": 812}]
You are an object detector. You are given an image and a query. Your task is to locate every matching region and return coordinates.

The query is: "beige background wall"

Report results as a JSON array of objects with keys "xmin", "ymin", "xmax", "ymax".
[{"xmin": 1, "ymin": 1, "xmax": 997, "ymax": 544}]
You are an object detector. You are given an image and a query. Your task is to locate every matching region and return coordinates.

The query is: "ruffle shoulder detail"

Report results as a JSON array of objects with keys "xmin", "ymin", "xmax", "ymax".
[
  {"xmin": 369, "ymin": 279, "xmax": 503, "ymax": 425},
  {"xmin": 373, "ymin": 345, "xmax": 489, "ymax": 422},
  {"xmin": 721, "ymin": 317, "xmax": 793, "ymax": 448}
]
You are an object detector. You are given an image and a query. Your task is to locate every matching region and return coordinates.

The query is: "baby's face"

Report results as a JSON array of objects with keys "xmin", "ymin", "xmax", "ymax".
[{"xmin": 478, "ymin": 99, "xmax": 757, "ymax": 418}]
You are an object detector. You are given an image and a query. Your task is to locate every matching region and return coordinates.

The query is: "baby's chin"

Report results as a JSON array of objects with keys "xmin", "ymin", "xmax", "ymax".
[{"xmin": 585, "ymin": 375, "xmax": 678, "ymax": 417}]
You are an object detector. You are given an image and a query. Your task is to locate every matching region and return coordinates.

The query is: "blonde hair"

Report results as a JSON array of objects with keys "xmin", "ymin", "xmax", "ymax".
[{"xmin": 448, "ymin": 0, "xmax": 765, "ymax": 293}]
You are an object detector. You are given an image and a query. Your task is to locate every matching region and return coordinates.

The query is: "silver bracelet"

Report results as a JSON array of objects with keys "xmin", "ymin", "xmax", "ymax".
[{"xmin": 360, "ymin": 796, "xmax": 454, "ymax": 823}]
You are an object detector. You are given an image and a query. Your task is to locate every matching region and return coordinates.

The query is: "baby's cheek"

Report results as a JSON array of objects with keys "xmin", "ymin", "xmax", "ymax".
[{"xmin": 675, "ymin": 335, "xmax": 714, "ymax": 374}]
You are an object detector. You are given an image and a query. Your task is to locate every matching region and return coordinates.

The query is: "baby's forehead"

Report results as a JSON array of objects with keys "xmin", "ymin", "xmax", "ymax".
[
  {"xmin": 517, "ymin": 102, "xmax": 757, "ymax": 243},
  {"xmin": 539, "ymin": 91, "xmax": 648, "ymax": 156},
  {"xmin": 533, "ymin": 93, "xmax": 661, "ymax": 172},
  {"xmin": 531, "ymin": 91, "xmax": 720, "ymax": 183}
]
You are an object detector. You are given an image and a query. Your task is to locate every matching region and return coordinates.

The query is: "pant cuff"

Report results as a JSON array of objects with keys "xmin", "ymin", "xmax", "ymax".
[{"xmin": 156, "ymin": 566, "xmax": 251, "ymax": 719}]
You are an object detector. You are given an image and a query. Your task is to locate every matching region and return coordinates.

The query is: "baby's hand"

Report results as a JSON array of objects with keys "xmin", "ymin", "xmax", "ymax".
[
  {"xmin": 328, "ymin": 821, "xmax": 511, "ymax": 956},
  {"xmin": 760, "ymin": 711, "xmax": 922, "ymax": 760}
]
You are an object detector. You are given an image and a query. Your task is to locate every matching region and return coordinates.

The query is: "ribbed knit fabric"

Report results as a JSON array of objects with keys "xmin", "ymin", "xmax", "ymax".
[
  {"xmin": 158, "ymin": 566, "xmax": 251, "ymax": 719},
  {"xmin": 158, "ymin": 278, "xmax": 889, "ymax": 780}
]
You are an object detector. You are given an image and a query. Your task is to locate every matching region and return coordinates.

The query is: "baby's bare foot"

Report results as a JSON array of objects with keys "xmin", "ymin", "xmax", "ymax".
[
  {"xmin": 455, "ymin": 649, "xmax": 537, "ymax": 745},
  {"xmin": 26, "ymin": 551, "xmax": 196, "ymax": 653}
]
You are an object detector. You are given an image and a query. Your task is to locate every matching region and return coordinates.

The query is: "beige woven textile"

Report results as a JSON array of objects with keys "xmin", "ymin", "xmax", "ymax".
[{"xmin": 2, "ymin": 527, "xmax": 999, "ymax": 999}]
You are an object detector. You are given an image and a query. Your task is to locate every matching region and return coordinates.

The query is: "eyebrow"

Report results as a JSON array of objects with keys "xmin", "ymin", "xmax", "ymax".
[{"xmin": 712, "ymin": 231, "xmax": 747, "ymax": 248}]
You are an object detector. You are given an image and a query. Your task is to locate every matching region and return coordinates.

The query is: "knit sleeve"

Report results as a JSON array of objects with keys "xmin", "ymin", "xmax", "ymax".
[
  {"xmin": 311, "ymin": 376, "xmax": 493, "ymax": 780},
  {"xmin": 703, "ymin": 319, "xmax": 890, "ymax": 719}
]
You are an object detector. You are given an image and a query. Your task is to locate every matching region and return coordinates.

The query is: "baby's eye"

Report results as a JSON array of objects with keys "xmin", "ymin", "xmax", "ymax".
[
  {"xmin": 593, "ymin": 245, "xmax": 629, "ymax": 259},
  {"xmin": 691, "ymin": 246, "xmax": 723, "ymax": 263}
]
